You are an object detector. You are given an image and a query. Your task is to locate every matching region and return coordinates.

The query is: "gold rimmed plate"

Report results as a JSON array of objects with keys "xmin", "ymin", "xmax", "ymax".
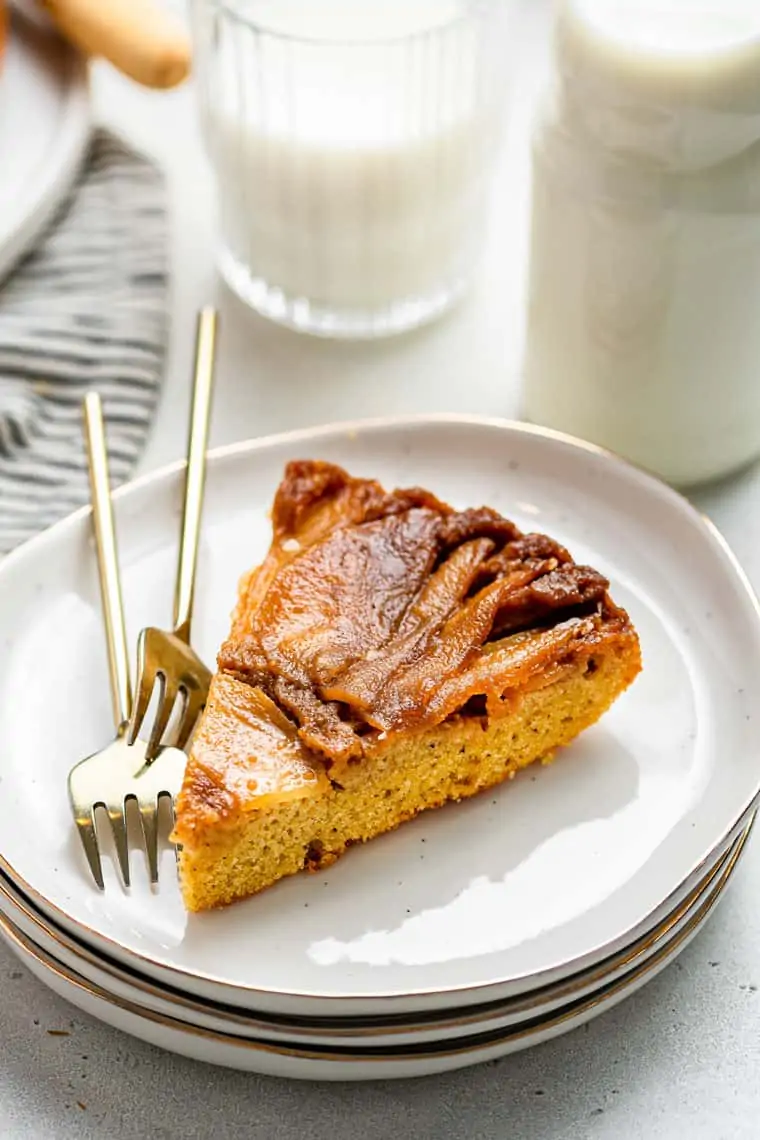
[
  {"xmin": 0, "ymin": 813, "xmax": 750, "ymax": 1079},
  {"xmin": 0, "ymin": 810, "xmax": 752, "ymax": 1050},
  {"xmin": 1, "ymin": 416, "xmax": 759, "ymax": 1018}
]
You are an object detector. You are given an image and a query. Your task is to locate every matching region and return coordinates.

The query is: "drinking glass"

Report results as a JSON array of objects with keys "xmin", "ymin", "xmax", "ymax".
[{"xmin": 191, "ymin": 0, "xmax": 515, "ymax": 337}]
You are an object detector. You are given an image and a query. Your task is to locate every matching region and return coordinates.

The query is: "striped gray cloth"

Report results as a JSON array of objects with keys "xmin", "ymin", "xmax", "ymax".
[{"xmin": 0, "ymin": 130, "xmax": 167, "ymax": 554}]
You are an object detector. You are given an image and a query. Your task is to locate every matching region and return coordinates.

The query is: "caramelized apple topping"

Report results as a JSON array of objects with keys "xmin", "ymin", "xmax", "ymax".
[{"xmin": 218, "ymin": 461, "xmax": 627, "ymax": 764}]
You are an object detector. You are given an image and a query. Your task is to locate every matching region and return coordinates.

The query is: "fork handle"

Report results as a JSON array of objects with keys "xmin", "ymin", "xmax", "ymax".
[
  {"xmin": 83, "ymin": 392, "xmax": 132, "ymax": 733},
  {"xmin": 173, "ymin": 307, "xmax": 218, "ymax": 641}
]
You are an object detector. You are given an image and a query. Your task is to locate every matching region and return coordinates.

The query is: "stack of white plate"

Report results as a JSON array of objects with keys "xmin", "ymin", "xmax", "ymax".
[{"xmin": 0, "ymin": 417, "xmax": 758, "ymax": 1081}]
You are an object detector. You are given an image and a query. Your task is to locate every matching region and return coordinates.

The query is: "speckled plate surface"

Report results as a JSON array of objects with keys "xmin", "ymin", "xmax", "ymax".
[{"xmin": 1, "ymin": 416, "xmax": 759, "ymax": 1019}]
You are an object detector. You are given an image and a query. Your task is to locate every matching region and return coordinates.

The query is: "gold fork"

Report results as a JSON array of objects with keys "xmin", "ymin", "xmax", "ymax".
[
  {"xmin": 68, "ymin": 393, "xmax": 187, "ymax": 889},
  {"xmin": 127, "ymin": 307, "xmax": 217, "ymax": 762}
]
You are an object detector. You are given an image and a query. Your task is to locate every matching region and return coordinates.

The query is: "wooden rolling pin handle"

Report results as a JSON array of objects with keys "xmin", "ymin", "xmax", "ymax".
[{"xmin": 41, "ymin": 0, "xmax": 192, "ymax": 90}]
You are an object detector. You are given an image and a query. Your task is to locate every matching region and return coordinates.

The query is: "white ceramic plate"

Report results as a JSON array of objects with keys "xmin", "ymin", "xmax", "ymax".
[
  {"xmin": 0, "ymin": 830, "xmax": 743, "ymax": 1080},
  {"xmin": 0, "ymin": 814, "xmax": 751, "ymax": 1049},
  {"xmin": 0, "ymin": 11, "xmax": 89, "ymax": 282},
  {"xmin": 1, "ymin": 416, "xmax": 759, "ymax": 1019}
]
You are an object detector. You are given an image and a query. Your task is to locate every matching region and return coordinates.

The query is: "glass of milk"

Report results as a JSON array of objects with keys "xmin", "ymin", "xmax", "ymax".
[{"xmin": 191, "ymin": 0, "xmax": 514, "ymax": 338}]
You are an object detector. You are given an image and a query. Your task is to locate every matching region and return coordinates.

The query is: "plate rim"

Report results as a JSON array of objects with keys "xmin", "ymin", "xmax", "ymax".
[
  {"xmin": 0, "ymin": 810, "xmax": 753, "ymax": 1043},
  {"xmin": 0, "ymin": 814, "xmax": 748, "ymax": 1070},
  {"xmin": 2, "ymin": 410, "xmax": 752, "ymax": 575},
  {"xmin": 2, "ymin": 412, "xmax": 760, "ymax": 1010}
]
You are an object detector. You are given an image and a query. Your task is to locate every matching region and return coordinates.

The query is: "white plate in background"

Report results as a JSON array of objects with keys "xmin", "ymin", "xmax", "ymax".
[{"xmin": 0, "ymin": 10, "xmax": 89, "ymax": 282}]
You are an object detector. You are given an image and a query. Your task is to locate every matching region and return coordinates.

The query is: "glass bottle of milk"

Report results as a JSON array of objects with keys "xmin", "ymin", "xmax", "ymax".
[
  {"xmin": 522, "ymin": 0, "xmax": 760, "ymax": 487},
  {"xmin": 191, "ymin": 0, "xmax": 514, "ymax": 339}
]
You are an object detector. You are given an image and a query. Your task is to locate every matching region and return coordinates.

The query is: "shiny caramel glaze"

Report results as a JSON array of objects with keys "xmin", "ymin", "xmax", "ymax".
[
  {"xmin": 217, "ymin": 461, "xmax": 639, "ymax": 767},
  {"xmin": 186, "ymin": 674, "xmax": 330, "ymax": 821}
]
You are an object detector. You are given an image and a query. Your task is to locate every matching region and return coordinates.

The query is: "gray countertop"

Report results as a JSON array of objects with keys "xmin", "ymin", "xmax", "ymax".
[{"xmin": 3, "ymin": 2, "xmax": 760, "ymax": 1135}]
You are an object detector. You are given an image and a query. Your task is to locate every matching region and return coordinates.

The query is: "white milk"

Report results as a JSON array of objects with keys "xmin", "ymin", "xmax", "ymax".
[
  {"xmin": 522, "ymin": 0, "xmax": 760, "ymax": 486},
  {"xmin": 194, "ymin": 0, "xmax": 510, "ymax": 336}
]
